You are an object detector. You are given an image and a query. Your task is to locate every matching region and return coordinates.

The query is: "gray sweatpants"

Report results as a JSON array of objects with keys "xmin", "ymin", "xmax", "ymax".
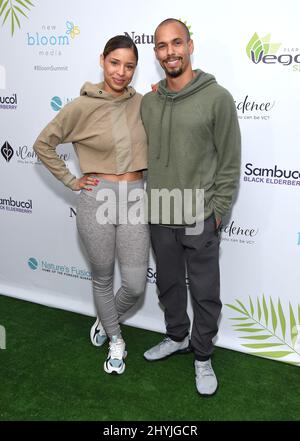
[{"xmin": 76, "ymin": 178, "xmax": 150, "ymax": 339}]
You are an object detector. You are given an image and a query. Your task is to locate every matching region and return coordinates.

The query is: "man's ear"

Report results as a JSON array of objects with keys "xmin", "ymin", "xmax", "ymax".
[{"xmin": 188, "ymin": 39, "xmax": 194, "ymax": 55}]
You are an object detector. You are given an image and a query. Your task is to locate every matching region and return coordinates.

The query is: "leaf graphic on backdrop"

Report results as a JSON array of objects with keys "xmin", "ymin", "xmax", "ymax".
[
  {"xmin": 270, "ymin": 297, "xmax": 277, "ymax": 333},
  {"xmin": 226, "ymin": 296, "xmax": 300, "ymax": 364},
  {"xmin": 0, "ymin": 0, "xmax": 34, "ymax": 36},
  {"xmin": 278, "ymin": 299, "xmax": 286, "ymax": 339},
  {"xmin": 289, "ymin": 303, "xmax": 298, "ymax": 347}
]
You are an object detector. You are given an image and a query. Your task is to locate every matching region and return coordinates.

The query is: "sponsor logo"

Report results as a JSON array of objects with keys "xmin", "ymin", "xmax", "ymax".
[
  {"xmin": 28, "ymin": 257, "xmax": 39, "ymax": 270},
  {"xmin": 1, "ymin": 141, "xmax": 14, "ymax": 162},
  {"xmin": 0, "ymin": 141, "xmax": 71, "ymax": 165},
  {"xmin": 243, "ymin": 163, "xmax": 300, "ymax": 187},
  {"xmin": 27, "ymin": 257, "xmax": 92, "ymax": 280},
  {"xmin": 235, "ymin": 95, "xmax": 275, "ymax": 121},
  {"xmin": 50, "ymin": 95, "xmax": 73, "ymax": 111},
  {"xmin": 0, "ymin": 0, "xmax": 35, "ymax": 37},
  {"xmin": 0, "ymin": 197, "xmax": 33, "ymax": 214},
  {"xmin": 27, "ymin": 20, "xmax": 80, "ymax": 58},
  {"xmin": 124, "ymin": 19, "xmax": 192, "ymax": 45},
  {"xmin": 0, "ymin": 93, "xmax": 18, "ymax": 110},
  {"xmin": 0, "ymin": 65, "xmax": 6, "ymax": 89},
  {"xmin": 221, "ymin": 220, "xmax": 259, "ymax": 245},
  {"xmin": 297, "ymin": 233, "xmax": 300, "ymax": 245},
  {"xmin": 147, "ymin": 267, "xmax": 157, "ymax": 284},
  {"xmin": 246, "ymin": 33, "xmax": 300, "ymax": 71}
]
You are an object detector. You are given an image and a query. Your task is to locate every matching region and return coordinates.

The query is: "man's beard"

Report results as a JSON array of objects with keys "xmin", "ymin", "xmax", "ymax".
[
  {"xmin": 162, "ymin": 57, "xmax": 183, "ymax": 78},
  {"xmin": 165, "ymin": 67, "xmax": 183, "ymax": 78}
]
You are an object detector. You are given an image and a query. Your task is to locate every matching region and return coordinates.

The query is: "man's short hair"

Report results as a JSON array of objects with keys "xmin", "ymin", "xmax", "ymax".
[{"xmin": 154, "ymin": 18, "xmax": 191, "ymax": 44}]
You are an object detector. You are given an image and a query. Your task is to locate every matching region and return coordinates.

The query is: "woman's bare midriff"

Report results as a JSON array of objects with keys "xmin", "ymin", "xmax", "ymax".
[{"xmin": 86, "ymin": 171, "xmax": 143, "ymax": 182}]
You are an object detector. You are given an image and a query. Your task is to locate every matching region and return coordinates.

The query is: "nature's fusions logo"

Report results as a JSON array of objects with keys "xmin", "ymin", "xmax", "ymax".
[
  {"xmin": 226, "ymin": 296, "xmax": 300, "ymax": 365},
  {"xmin": 50, "ymin": 95, "xmax": 72, "ymax": 111},
  {"xmin": 27, "ymin": 257, "xmax": 92, "ymax": 280},
  {"xmin": 124, "ymin": 18, "xmax": 192, "ymax": 45},
  {"xmin": 246, "ymin": 32, "xmax": 300, "ymax": 69},
  {"xmin": 0, "ymin": 0, "xmax": 35, "ymax": 36}
]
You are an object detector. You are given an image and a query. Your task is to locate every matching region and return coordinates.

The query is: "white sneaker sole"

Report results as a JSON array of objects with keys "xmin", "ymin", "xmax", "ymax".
[
  {"xmin": 90, "ymin": 318, "xmax": 107, "ymax": 347},
  {"xmin": 104, "ymin": 351, "xmax": 127, "ymax": 375}
]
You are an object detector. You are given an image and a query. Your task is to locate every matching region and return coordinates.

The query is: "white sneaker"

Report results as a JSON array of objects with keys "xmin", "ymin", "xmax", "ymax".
[
  {"xmin": 104, "ymin": 336, "xmax": 127, "ymax": 375},
  {"xmin": 195, "ymin": 359, "xmax": 218, "ymax": 396},
  {"xmin": 144, "ymin": 336, "xmax": 190, "ymax": 361},
  {"xmin": 90, "ymin": 317, "xmax": 107, "ymax": 347}
]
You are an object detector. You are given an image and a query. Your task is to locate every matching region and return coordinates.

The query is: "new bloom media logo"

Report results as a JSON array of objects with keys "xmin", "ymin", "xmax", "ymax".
[{"xmin": 246, "ymin": 33, "xmax": 300, "ymax": 70}]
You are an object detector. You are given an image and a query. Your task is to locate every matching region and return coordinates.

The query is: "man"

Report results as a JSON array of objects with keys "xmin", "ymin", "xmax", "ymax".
[{"xmin": 141, "ymin": 19, "xmax": 241, "ymax": 396}]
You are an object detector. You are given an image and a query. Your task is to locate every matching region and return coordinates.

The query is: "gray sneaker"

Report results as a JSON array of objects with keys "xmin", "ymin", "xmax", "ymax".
[
  {"xmin": 195, "ymin": 359, "xmax": 218, "ymax": 396},
  {"xmin": 144, "ymin": 336, "xmax": 190, "ymax": 361}
]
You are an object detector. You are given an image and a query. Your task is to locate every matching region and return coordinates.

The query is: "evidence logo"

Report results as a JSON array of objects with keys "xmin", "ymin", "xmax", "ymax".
[
  {"xmin": 220, "ymin": 220, "xmax": 259, "ymax": 245},
  {"xmin": 234, "ymin": 95, "xmax": 275, "ymax": 121},
  {"xmin": 0, "ymin": 93, "xmax": 18, "ymax": 110},
  {"xmin": 50, "ymin": 95, "xmax": 72, "ymax": 111},
  {"xmin": 27, "ymin": 20, "xmax": 80, "ymax": 57},
  {"xmin": 0, "ymin": 197, "xmax": 33, "ymax": 214},
  {"xmin": 243, "ymin": 162, "xmax": 300, "ymax": 187},
  {"xmin": 0, "ymin": 0, "xmax": 35, "ymax": 37},
  {"xmin": 246, "ymin": 33, "xmax": 300, "ymax": 70},
  {"xmin": 27, "ymin": 257, "xmax": 92, "ymax": 280}
]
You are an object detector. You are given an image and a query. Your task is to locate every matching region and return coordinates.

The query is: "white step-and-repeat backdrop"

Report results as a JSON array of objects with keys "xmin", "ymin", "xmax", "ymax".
[{"xmin": 1, "ymin": 0, "xmax": 299, "ymax": 365}]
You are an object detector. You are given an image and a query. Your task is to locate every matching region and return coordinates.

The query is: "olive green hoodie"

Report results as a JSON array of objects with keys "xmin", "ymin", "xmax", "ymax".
[{"xmin": 141, "ymin": 69, "xmax": 241, "ymax": 225}]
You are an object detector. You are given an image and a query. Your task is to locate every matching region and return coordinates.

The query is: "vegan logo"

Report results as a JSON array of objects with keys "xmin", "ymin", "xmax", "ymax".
[
  {"xmin": 1, "ymin": 141, "xmax": 14, "ymax": 162},
  {"xmin": 0, "ymin": 65, "xmax": 6, "ymax": 89},
  {"xmin": 0, "ymin": 0, "xmax": 35, "ymax": 36},
  {"xmin": 246, "ymin": 33, "xmax": 300, "ymax": 68},
  {"xmin": 226, "ymin": 296, "xmax": 300, "ymax": 365}
]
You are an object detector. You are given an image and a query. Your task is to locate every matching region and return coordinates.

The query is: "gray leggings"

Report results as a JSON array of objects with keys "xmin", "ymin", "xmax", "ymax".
[{"xmin": 76, "ymin": 178, "xmax": 150, "ymax": 339}]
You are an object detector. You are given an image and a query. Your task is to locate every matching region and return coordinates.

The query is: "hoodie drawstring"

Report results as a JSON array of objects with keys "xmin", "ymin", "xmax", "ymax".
[
  {"xmin": 157, "ymin": 95, "xmax": 174, "ymax": 167},
  {"xmin": 157, "ymin": 94, "xmax": 168, "ymax": 160}
]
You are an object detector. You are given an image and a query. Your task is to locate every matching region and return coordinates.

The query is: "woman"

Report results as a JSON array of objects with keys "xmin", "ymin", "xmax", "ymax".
[{"xmin": 33, "ymin": 35, "xmax": 149, "ymax": 375}]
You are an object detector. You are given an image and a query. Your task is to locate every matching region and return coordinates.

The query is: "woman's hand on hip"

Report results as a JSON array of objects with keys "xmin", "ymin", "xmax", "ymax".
[{"xmin": 73, "ymin": 175, "xmax": 100, "ymax": 191}]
